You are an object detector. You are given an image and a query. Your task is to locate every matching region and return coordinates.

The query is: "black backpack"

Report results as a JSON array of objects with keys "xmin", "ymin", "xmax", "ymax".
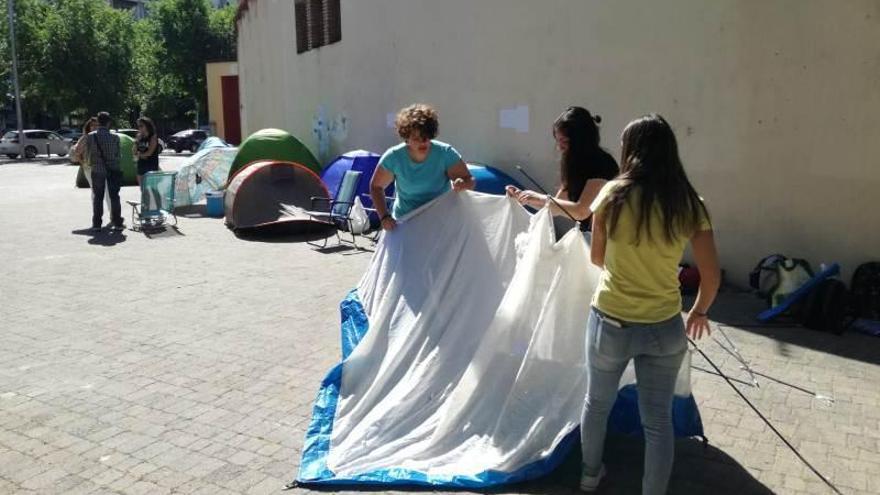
[
  {"xmin": 851, "ymin": 262, "xmax": 880, "ymax": 320},
  {"xmin": 799, "ymin": 278, "xmax": 852, "ymax": 335}
]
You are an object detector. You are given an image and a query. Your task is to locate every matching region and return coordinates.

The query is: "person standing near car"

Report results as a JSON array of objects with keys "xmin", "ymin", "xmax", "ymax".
[
  {"xmin": 74, "ymin": 117, "xmax": 113, "ymax": 214},
  {"xmin": 86, "ymin": 112, "xmax": 124, "ymax": 232},
  {"xmin": 73, "ymin": 117, "xmax": 98, "ymax": 187},
  {"xmin": 133, "ymin": 116, "xmax": 160, "ymax": 185}
]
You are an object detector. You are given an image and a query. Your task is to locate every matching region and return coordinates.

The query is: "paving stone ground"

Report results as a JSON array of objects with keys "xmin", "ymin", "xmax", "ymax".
[{"xmin": 1, "ymin": 158, "xmax": 878, "ymax": 495}]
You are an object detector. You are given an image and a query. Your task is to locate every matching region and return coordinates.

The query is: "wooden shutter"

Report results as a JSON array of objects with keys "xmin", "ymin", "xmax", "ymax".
[
  {"xmin": 326, "ymin": 0, "xmax": 341, "ymax": 45},
  {"xmin": 307, "ymin": 0, "xmax": 325, "ymax": 50},
  {"xmin": 295, "ymin": 0, "xmax": 308, "ymax": 53},
  {"xmin": 296, "ymin": 0, "xmax": 341, "ymax": 53}
]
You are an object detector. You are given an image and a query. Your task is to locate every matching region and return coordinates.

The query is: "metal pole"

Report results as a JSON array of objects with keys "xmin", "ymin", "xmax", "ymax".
[{"xmin": 6, "ymin": 0, "xmax": 25, "ymax": 158}]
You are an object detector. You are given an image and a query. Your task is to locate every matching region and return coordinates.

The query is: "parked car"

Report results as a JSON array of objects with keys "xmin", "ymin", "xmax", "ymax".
[
  {"xmin": 115, "ymin": 128, "xmax": 138, "ymax": 139},
  {"xmin": 166, "ymin": 129, "xmax": 208, "ymax": 153},
  {"xmin": 116, "ymin": 129, "xmax": 166, "ymax": 152},
  {"xmin": 0, "ymin": 130, "xmax": 71, "ymax": 159},
  {"xmin": 56, "ymin": 128, "xmax": 82, "ymax": 144}
]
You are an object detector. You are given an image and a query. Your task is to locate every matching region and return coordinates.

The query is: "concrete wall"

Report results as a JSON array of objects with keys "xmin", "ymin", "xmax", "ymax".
[
  {"xmin": 237, "ymin": 0, "xmax": 880, "ymax": 286},
  {"xmin": 206, "ymin": 62, "xmax": 239, "ymax": 141}
]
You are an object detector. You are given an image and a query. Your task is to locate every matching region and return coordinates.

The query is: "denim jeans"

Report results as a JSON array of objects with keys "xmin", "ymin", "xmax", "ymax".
[
  {"xmin": 580, "ymin": 307, "xmax": 687, "ymax": 495},
  {"xmin": 91, "ymin": 169, "xmax": 123, "ymax": 228}
]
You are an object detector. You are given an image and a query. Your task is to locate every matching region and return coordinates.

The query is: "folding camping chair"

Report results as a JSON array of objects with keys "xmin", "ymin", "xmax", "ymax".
[
  {"xmin": 307, "ymin": 169, "xmax": 363, "ymax": 248},
  {"xmin": 363, "ymin": 193, "xmax": 396, "ymax": 242},
  {"xmin": 126, "ymin": 171, "xmax": 178, "ymax": 231}
]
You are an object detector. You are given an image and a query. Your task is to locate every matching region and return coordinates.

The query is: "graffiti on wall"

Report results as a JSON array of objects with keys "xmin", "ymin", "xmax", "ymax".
[{"xmin": 312, "ymin": 105, "xmax": 350, "ymax": 161}]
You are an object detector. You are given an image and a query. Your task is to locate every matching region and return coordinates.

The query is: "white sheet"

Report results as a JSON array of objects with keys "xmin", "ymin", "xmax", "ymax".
[{"xmin": 327, "ymin": 190, "xmax": 692, "ymax": 479}]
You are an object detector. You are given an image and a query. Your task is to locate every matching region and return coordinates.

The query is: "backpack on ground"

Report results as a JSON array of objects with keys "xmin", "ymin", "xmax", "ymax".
[
  {"xmin": 851, "ymin": 262, "xmax": 880, "ymax": 320},
  {"xmin": 750, "ymin": 254, "xmax": 785, "ymax": 299},
  {"xmin": 749, "ymin": 255, "xmax": 814, "ymax": 308},
  {"xmin": 799, "ymin": 278, "xmax": 853, "ymax": 335}
]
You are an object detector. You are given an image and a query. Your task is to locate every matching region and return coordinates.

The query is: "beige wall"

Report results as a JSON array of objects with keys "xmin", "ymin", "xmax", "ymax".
[
  {"xmin": 206, "ymin": 61, "xmax": 239, "ymax": 141},
  {"xmin": 237, "ymin": 0, "xmax": 880, "ymax": 286}
]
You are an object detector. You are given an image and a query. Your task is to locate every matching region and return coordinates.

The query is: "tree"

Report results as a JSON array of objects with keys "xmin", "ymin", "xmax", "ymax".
[
  {"xmin": 0, "ymin": 0, "xmax": 53, "ymax": 122},
  {"xmin": 43, "ymin": 0, "xmax": 138, "ymax": 119},
  {"xmin": 149, "ymin": 0, "xmax": 237, "ymax": 124},
  {"xmin": 0, "ymin": 0, "xmax": 138, "ymax": 125},
  {"xmin": 0, "ymin": 0, "xmax": 237, "ymax": 129}
]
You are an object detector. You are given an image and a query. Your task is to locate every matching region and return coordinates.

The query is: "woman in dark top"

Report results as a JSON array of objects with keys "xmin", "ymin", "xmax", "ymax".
[
  {"xmin": 134, "ymin": 116, "xmax": 160, "ymax": 185},
  {"xmin": 507, "ymin": 106, "xmax": 618, "ymax": 230}
]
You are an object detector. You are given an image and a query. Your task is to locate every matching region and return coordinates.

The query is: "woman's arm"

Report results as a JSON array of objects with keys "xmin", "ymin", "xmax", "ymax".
[
  {"xmin": 370, "ymin": 165, "xmax": 397, "ymax": 230},
  {"xmin": 514, "ymin": 179, "xmax": 607, "ymax": 221},
  {"xmin": 145, "ymin": 135, "xmax": 158, "ymax": 158},
  {"xmin": 73, "ymin": 139, "xmax": 86, "ymax": 163},
  {"xmin": 590, "ymin": 208, "xmax": 607, "ymax": 268},
  {"xmin": 686, "ymin": 229, "xmax": 721, "ymax": 339},
  {"xmin": 446, "ymin": 160, "xmax": 475, "ymax": 191}
]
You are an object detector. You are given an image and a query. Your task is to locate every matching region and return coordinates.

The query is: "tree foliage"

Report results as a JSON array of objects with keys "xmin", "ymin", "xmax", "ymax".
[
  {"xmin": 147, "ymin": 0, "xmax": 237, "ymax": 124},
  {"xmin": 0, "ymin": 0, "xmax": 54, "ymax": 118},
  {"xmin": 0, "ymin": 0, "xmax": 237, "ymax": 128},
  {"xmin": 44, "ymin": 0, "xmax": 137, "ymax": 117}
]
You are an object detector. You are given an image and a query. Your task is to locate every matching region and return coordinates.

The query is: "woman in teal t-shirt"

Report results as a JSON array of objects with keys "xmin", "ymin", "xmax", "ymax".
[{"xmin": 369, "ymin": 104, "xmax": 474, "ymax": 230}]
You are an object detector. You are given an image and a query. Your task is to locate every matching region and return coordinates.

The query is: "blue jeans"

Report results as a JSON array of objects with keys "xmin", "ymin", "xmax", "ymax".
[
  {"xmin": 91, "ymin": 169, "xmax": 123, "ymax": 228},
  {"xmin": 580, "ymin": 307, "xmax": 687, "ymax": 495}
]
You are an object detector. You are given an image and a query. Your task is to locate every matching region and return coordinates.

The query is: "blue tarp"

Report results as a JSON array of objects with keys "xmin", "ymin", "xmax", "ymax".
[{"xmin": 468, "ymin": 163, "xmax": 524, "ymax": 195}]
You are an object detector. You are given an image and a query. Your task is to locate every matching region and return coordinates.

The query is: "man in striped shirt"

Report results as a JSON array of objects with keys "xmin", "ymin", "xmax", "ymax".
[{"xmin": 87, "ymin": 112, "xmax": 124, "ymax": 232}]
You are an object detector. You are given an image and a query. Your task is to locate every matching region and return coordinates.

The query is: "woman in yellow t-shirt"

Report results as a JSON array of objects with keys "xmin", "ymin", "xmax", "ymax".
[{"xmin": 579, "ymin": 114, "xmax": 720, "ymax": 494}]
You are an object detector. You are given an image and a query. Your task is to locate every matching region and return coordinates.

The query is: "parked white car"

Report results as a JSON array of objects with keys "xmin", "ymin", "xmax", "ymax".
[{"xmin": 0, "ymin": 130, "xmax": 71, "ymax": 159}]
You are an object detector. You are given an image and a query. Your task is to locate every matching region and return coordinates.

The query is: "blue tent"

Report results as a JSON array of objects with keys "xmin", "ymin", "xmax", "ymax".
[
  {"xmin": 468, "ymin": 163, "xmax": 523, "ymax": 195},
  {"xmin": 321, "ymin": 150, "xmax": 394, "ymax": 224}
]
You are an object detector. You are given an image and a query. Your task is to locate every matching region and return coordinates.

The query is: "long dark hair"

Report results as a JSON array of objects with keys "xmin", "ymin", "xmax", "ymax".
[
  {"xmin": 82, "ymin": 117, "xmax": 98, "ymax": 135},
  {"xmin": 136, "ymin": 116, "xmax": 156, "ymax": 139},
  {"xmin": 606, "ymin": 114, "xmax": 708, "ymax": 244},
  {"xmin": 554, "ymin": 106, "xmax": 607, "ymax": 201}
]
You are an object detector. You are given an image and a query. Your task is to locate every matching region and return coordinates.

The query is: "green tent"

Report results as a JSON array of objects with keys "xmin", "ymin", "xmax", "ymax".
[
  {"xmin": 74, "ymin": 133, "xmax": 138, "ymax": 188},
  {"xmin": 229, "ymin": 128, "xmax": 320, "ymax": 181}
]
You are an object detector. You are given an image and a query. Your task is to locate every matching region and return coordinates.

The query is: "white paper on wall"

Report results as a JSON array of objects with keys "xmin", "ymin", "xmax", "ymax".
[{"xmin": 499, "ymin": 105, "xmax": 529, "ymax": 133}]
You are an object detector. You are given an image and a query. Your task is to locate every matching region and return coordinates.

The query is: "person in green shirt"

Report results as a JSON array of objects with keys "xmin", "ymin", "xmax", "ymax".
[
  {"xmin": 579, "ymin": 114, "xmax": 720, "ymax": 494},
  {"xmin": 369, "ymin": 104, "xmax": 474, "ymax": 230}
]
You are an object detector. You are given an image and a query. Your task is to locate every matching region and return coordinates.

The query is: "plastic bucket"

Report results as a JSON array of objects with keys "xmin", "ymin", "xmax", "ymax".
[{"xmin": 205, "ymin": 190, "xmax": 225, "ymax": 217}]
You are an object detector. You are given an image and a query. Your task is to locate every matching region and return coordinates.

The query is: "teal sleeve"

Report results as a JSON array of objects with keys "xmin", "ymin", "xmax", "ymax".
[
  {"xmin": 444, "ymin": 144, "xmax": 463, "ymax": 170},
  {"xmin": 379, "ymin": 147, "xmax": 397, "ymax": 175}
]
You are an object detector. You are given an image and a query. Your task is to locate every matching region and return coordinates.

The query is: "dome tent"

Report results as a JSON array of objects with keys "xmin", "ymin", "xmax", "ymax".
[
  {"xmin": 174, "ymin": 147, "xmax": 238, "ymax": 207},
  {"xmin": 74, "ymin": 132, "xmax": 138, "ymax": 188},
  {"xmin": 467, "ymin": 163, "xmax": 523, "ymax": 195},
  {"xmin": 197, "ymin": 136, "xmax": 231, "ymax": 152},
  {"xmin": 224, "ymin": 160, "xmax": 331, "ymax": 232},
  {"xmin": 116, "ymin": 133, "xmax": 138, "ymax": 185},
  {"xmin": 321, "ymin": 150, "xmax": 394, "ymax": 225},
  {"xmin": 229, "ymin": 128, "xmax": 321, "ymax": 181}
]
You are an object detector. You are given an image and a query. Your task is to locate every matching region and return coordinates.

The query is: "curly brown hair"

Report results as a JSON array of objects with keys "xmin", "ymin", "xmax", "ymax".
[{"xmin": 395, "ymin": 104, "xmax": 439, "ymax": 140}]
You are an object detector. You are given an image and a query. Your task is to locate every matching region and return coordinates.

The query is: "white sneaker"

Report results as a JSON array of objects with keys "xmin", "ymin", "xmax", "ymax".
[{"xmin": 580, "ymin": 464, "xmax": 606, "ymax": 492}]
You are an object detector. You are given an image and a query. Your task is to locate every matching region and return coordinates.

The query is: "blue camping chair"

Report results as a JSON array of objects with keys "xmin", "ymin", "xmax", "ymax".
[
  {"xmin": 307, "ymin": 170, "xmax": 364, "ymax": 248},
  {"xmin": 126, "ymin": 171, "xmax": 178, "ymax": 231}
]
